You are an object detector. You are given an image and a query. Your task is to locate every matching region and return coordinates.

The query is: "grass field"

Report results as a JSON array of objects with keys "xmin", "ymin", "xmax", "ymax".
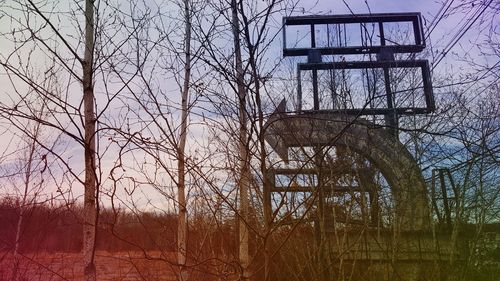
[{"xmin": 0, "ymin": 251, "xmax": 178, "ymax": 281}]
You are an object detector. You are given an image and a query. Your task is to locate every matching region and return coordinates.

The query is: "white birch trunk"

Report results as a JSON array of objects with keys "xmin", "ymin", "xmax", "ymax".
[
  {"xmin": 231, "ymin": 1, "xmax": 250, "ymax": 279},
  {"xmin": 177, "ymin": 0, "xmax": 191, "ymax": 280},
  {"xmin": 83, "ymin": 1, "xmax": 97, "ymax": 280}
]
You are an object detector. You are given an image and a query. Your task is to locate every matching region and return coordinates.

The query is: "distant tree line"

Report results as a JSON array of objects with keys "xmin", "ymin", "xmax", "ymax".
[{"xmin": 0, "ymin": 197, "xmax": 237, "ymax": 255}]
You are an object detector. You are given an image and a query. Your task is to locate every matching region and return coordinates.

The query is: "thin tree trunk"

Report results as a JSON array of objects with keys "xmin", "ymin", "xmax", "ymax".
[
  {"xmin": 177, "ymin": 0, "xmax": 191, "ymax": 279},
  {"xmin": 238, "ymin": 2, "xmax": 275, "ymax": 277},
  {"xmin": 231, "ymin": 0, "xmax": 250, "ymax": 279},
  {"xmin": 12, "ymin": 130, "xmax": 37, "ymax": 281},
  {"xmin": 83, "ymin": 1, "xmax": 97, "ymax": 280}
]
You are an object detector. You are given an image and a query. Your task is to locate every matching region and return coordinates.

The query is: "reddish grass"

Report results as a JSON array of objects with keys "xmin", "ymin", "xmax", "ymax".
[{"xmin": 0, "ymin": 251, "xmax": 178, "ymax": 281}]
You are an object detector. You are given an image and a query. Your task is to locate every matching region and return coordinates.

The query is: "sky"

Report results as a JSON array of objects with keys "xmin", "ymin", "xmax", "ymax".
[{"xmin": 0, "ymin": 0, "xmax": 497, "ymax": 209}]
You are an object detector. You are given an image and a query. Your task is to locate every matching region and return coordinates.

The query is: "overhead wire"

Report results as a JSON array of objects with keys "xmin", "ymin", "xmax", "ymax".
[
  {"xmin": 388, "ymin": 0, "xmax": 494, "ymax": 113},
  {"xmin": 374, "ymin": 0, "xmax": 455, "ymax": 111},
  {"xmin": 334, "ymin": 1, "xmax": 499, "ymax": 188},
  {"xmin": 288, "ymin": 1, "xmax": 494, "ymax": 118},
  {"xmin": 432, "ymin": 0, "xmax": 493, "ymax": 70},
  {"xmin": 424, "ymin": 0, "xmax": 455, "ymax": 41}
]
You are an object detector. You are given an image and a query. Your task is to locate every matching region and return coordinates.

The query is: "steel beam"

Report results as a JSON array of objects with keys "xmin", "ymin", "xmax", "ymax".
[
  {"xmin": 283, "ymin": 12, "xmax": 425, "ymax": 56},
  {"xmin": 296, "ymin": 60, "xmax": 435, "ymax": 114}
]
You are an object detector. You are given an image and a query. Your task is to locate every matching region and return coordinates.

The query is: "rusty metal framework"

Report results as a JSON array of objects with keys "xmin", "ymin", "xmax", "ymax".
[
  {"xmin": 283, "ymin": 12, "xmax": 426, "ymax": 56},
  {"xmin": 263, "ymin": 13, "xmax": 440, "ymax": 279},
  {"xmin": 296, "ymin": 60, "xmax": 435, "ymax": 114},
  {"xmin": 283, "ymin": 12, "xmax": 435, "ymax": 120},
  {"xmin": 265, "ymin": 12, "xmax": 436, "ymax": 225}
]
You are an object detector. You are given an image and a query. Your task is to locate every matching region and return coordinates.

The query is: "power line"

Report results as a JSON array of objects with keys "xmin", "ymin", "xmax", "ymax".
[
  {"xmin": 425, "ymin": 0, "xmax": 455, "ymax": 40},
  {"xmin": 432, "ymin": 0, "xmax": 493, "ymax": 70}
]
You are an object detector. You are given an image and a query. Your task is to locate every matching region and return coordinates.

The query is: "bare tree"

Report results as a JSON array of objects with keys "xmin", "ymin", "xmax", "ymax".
[
  {"xmin": 178, "ymin": 0, "xmax": 192, "ymax": 279},
  {"xmin": 82, "ymin": 1, "xmax": 97, "ymax": 280},
  {"xmin": 0, "ymin": 1, "xmax": 497, "ymax": 280},
  {"xmin": 0, "ymin": 1, "xmax": 129, "ymax": 279}
]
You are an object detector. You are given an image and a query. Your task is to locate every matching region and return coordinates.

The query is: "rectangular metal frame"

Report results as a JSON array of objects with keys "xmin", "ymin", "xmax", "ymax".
[
  {"xmin": 283, "ymin": 12, "xmax": 425, "ymax": 56},
  {"xmin": 296, "ymin": 60, "xmax": 435, "ymax": 115}
]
